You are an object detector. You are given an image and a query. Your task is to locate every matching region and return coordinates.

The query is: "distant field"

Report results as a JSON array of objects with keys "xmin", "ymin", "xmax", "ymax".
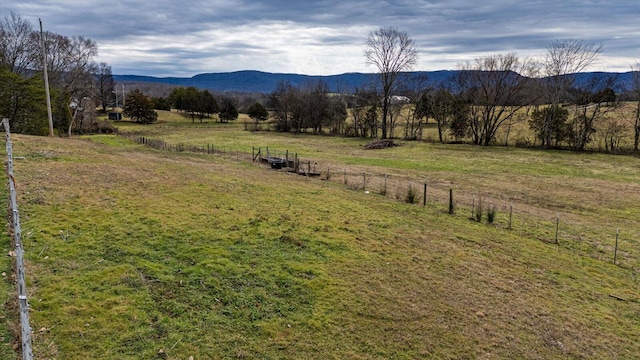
[{"xmin": 2, "ymin": 112, "xmax": 639, "ymax": 358}]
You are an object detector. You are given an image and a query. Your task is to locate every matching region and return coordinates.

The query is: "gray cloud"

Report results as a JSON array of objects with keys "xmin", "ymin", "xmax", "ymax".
[{"xmin": 1, "ymin": 0, "xmax": 637, "ymax": 76}]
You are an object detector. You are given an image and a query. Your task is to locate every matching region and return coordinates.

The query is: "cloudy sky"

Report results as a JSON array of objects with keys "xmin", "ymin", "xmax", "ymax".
[{"xmin": 1, "ymin": 1, "xmax": 638, "ymax": 77}]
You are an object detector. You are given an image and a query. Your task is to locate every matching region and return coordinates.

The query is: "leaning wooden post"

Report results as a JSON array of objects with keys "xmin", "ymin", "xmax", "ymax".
[
  {"xmin": 508, "ymin": 202, "xmax": 513, "ymax": 229},
  {"xmin": 449, "ymin": 189, "xmax": 454, "ymax": 214},
  {"xmin": 363, "ymin": 172, "xmax": 366, "ymax": 191},
  {"xmin": 471, "ymin": 197, "xmax": 475, "ymax": 218},
  {"xmin": 384, "ymin": 174, "xmax": 387, "ymax": 195},
  {"xmin": 555, "ymin": 214, "xmax": 560, "ymax": 246},
  {"xmin": 614, "ymin": 228, "xmax": 619, "ymax": 264}
]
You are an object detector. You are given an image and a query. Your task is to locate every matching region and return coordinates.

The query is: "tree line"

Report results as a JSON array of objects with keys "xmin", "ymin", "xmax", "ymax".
[
  {"xmin": 254, "ymin": 29, "xmax": 640, "ymax": 153},
  {"xmin": 3, "ymin": 14, "xmax": 639, "ymax": 153},
  {"xmin": 0, "ymin": 12, "xmax": 126, "ymax": 134},
  {"xmin": 163, "ymin": 87, "xmax": 240, "ymax": 123}
]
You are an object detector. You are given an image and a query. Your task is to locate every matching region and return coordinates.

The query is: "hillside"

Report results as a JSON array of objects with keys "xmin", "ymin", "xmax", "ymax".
[
  {"xmin": 114, "ymin": 70, "xmax": 636, "ymax": 94},
  {"xmin": 4, "ymin": 115, "xmax": 639, "ymax": 359}
]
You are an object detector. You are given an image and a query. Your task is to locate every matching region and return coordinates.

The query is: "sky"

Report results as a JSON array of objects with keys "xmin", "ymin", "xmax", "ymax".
[{"xmin": 1, "ymin": 1, "xmax": 639, "ymax": 78}]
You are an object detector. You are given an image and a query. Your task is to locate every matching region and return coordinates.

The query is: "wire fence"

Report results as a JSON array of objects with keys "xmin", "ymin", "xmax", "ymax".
[
  {"xmin": 2, "ymin": 119, "xmax": 34, "ymax": 360},
  {"xmin": 126, "ymin": 134, "xmax": 636, "ymax": 268},
  {"xmin": 329, "ymin": 167, "xmax": 635, "ymax": 267}
]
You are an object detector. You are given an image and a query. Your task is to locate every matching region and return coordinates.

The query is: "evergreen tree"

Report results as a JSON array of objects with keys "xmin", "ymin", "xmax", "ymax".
[{"xmin": 123, "ymin": 89, "xmax": 157, "ymax": 124}]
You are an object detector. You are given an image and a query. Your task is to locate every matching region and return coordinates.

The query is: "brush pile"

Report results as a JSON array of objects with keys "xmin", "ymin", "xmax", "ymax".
[{"xmin": 364, "ymin": 139, "xmax": 398, "ymax": 149}]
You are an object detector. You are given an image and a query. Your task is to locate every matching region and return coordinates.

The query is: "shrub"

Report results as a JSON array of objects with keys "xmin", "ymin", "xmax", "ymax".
[
  {"xmin": 93, "ymin": 120, "xmax": 118, "ymax": 134},
  {"xmin": 405, "ymin": 185, "xmax": 417, "ymax": 204},
  {"xmin": 487, "ymin": 204, "xmax": 497, "ymax": 224},
  {"xmin": 474, "ymin": 197, "xmax": 483, "ymax": 222}
]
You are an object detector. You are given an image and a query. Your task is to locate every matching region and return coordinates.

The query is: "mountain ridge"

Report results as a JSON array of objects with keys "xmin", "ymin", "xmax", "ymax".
[{"xmin": 114, "ymin": 70, "xmax": 636, "ymax": 94}]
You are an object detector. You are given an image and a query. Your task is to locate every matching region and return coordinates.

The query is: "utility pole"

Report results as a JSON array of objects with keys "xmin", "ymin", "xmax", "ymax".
[
  {"xmin": 122, "ymin": 84, "xmax": 125, "ymax": 108},
  {"xmin": 39, "ymin": 19, "xmax": 54, "ymax": 136}
]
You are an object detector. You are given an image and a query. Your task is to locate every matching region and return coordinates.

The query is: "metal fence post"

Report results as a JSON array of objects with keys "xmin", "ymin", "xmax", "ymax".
[{"xmin": 2, "ymin": 119, "xmax": 34, "ymax": 360}]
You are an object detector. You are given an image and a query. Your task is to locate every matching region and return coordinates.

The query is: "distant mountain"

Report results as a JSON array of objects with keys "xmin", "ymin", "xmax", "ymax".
[
  {"xmin": 114, "ymin": 70, "xmax": 636, "ymax": 94},
  {"xmin": 114, "ymin": 70, "xmax": 457, "ymax": 94}
]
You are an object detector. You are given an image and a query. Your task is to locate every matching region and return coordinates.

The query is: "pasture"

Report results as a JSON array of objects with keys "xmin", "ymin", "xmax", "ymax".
[{"xmin": 1, "ymin": 112, "xmax": 639, "ymax": 359}]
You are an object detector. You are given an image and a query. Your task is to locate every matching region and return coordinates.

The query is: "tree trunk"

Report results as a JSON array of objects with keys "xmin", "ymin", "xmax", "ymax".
[{"xmin": 381, "ymin": 98, "xmax": 388, "ymax": 139}]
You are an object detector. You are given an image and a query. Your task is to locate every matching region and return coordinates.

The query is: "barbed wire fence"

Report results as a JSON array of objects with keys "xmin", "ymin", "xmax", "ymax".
[
  {"xmin": 1, "ymin": 119, "xmax": 34, "ymax": 360},
  {"xmin": 125, "ymin": 134, "xmax": 636, "ymax": 268}
]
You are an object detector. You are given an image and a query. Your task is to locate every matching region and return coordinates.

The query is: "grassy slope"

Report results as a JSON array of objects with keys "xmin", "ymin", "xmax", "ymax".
[
  {"xmin": 0, "ymin": 170, "xmax": 18, "ymax": 358},
  {"xmin": 4, "ymin": 115, "xmax": 639, "ymax": 359}
]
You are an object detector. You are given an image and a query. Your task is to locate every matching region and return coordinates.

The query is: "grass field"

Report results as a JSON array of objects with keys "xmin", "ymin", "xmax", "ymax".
[{"xmin": 2, "ymin": 113, "xmax": 639, "ymax": 359}]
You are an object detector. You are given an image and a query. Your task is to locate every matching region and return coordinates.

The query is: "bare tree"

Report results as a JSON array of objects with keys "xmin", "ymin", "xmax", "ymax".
[
  {"xmin": 568, "ymin": 76, "xmax": 617, "ymax": 151},
  {"xmin": 538, "ymin": 39, "xmax": 602, "ymax": 147},
  {"xmin": 95, "ymin": 62, "xmax": 114, "ymax": 112},
  {"xmin": 631, "ymin": 64, "xmax": 640, "ymax": 152},
  {"xmin": 600, "ymin": 116, "xmax": 627, "ymax": 153},
  {"xmin": 0, "ymin": 12, "xmax": 39, "ymax": 76},
  {"xmin": 0, "ymin": 12, "xmax": 104, "ymax": 134},
  {"xmin": 364, "ymin": 27, "xmax": 418, "ymax": 139},
  {"xmin": 457, "ymin": 53, "xmax": 539, "ymax": 146},
  {"xmin": 349, "ymin": 86, "xmax": 377, "ymax": 138},
  {"xmin": 303, "ymin": 80, "xmax": 331, "ymax": 134},
  {"xmin": 400, "ymin": 75, "xmax": 429, "ymax": 141},
  {"xmin": 415, "ymin": 86, "xmax": 467, "ymax": 143},
  {"xmin": 269, "ymin": 81, "xmax": 300, "ymax": 132}
]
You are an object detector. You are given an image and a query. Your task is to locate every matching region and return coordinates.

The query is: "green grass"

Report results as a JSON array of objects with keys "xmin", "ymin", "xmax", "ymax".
[
  {"xmin": 3, "ymin": 113, "xmax": 639, "ymax": 359},
  {"xmin": 0, "ymin": 170, "xmax": 18, "ymax": 359}
]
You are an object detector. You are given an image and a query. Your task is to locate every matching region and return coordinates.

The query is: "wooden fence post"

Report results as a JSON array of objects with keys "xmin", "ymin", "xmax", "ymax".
[
  {"xmin": 471, "ymin": 197, "xmax": 475, "ymax": 218},
  {"xmin": 423, "ymin": 183, "xmax": 427, "ymax": 206},
  {"xmin": 384, "ymin": 174, "xmax": 387, "ymax": 195},
  {"xmin": 509, "ymin": 203, "xmax": 513, "ymax": 229},
  {"xmin": 555, "ymin": 214, "xmax": 560, "ymax": 246},
  {"xmin": 449, "ymin": 189, "xmax": 454, "ymax": 214},
  {"xmin": 614, "ymin": 228, "xmax": 619, "ymax": 264}
]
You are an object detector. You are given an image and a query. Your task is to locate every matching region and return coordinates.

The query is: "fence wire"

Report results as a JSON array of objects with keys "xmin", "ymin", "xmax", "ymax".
[{"xmin": 2, "ymin": 119, "xmax": 33, "ymax": 360}]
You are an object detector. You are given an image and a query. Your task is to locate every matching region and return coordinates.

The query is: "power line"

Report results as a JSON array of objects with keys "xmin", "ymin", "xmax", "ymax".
[{"xmin": 39, "ymin": 18, "xmax": 54, "ymax": 137}]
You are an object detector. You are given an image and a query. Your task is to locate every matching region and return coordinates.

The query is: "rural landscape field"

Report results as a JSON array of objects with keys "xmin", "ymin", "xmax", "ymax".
[{"xmin": 0, "ymin": 112, "xmax": 637, "ymax": 359}]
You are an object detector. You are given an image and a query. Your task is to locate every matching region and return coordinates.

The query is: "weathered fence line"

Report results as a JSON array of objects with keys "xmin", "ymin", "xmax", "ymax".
[
  {"xmin": 1, "ymin": 119, "xmax": 34, "ymax": 360},
  {"xmin": 337, "ymin": 168, "xmax": 630, "ymax": 263}
]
